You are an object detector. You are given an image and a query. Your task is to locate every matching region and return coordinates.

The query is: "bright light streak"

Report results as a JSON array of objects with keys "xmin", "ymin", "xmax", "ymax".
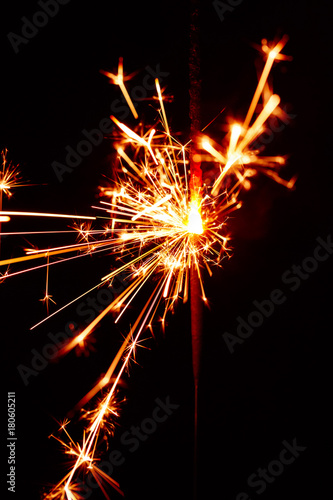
[
  {"xmin": 100, "ymin": 57, "xmax": 138, "ymax": 119},
  {"xmin": 0, "ymin": 211, "xmax": 95, "ymax": 220}
]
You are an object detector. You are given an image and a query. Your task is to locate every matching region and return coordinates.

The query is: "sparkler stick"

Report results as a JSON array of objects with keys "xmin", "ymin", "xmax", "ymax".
[{"xmin": 189, "ymin": 0, "xmax": 203, "ymax": 496}]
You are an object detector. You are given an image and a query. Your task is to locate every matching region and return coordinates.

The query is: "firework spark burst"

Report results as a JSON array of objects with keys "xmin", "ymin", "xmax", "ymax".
[
  {"xmin": 0, "ymin": 149, "xmax": 26, "ymax": 201},
  {"xmin": 1, "ymin": 37, "xmax": 295, "ymax": 499}
]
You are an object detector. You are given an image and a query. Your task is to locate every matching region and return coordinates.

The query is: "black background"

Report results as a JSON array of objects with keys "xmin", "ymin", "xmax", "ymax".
[{"xmin": 1, "ymin": 1, "xmax": 333, "ymax": 499}]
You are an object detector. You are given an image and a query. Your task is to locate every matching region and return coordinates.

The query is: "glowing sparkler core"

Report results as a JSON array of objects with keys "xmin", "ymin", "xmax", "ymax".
[{"xmin": 187, "ymin": 199, "xmax": 204, "ymax": 235}]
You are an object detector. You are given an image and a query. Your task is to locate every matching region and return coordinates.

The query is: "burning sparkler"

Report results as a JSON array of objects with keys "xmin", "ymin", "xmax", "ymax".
[{"xmin": 1, "ymin": 36, "xmax": 295, "ymax": 499}]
